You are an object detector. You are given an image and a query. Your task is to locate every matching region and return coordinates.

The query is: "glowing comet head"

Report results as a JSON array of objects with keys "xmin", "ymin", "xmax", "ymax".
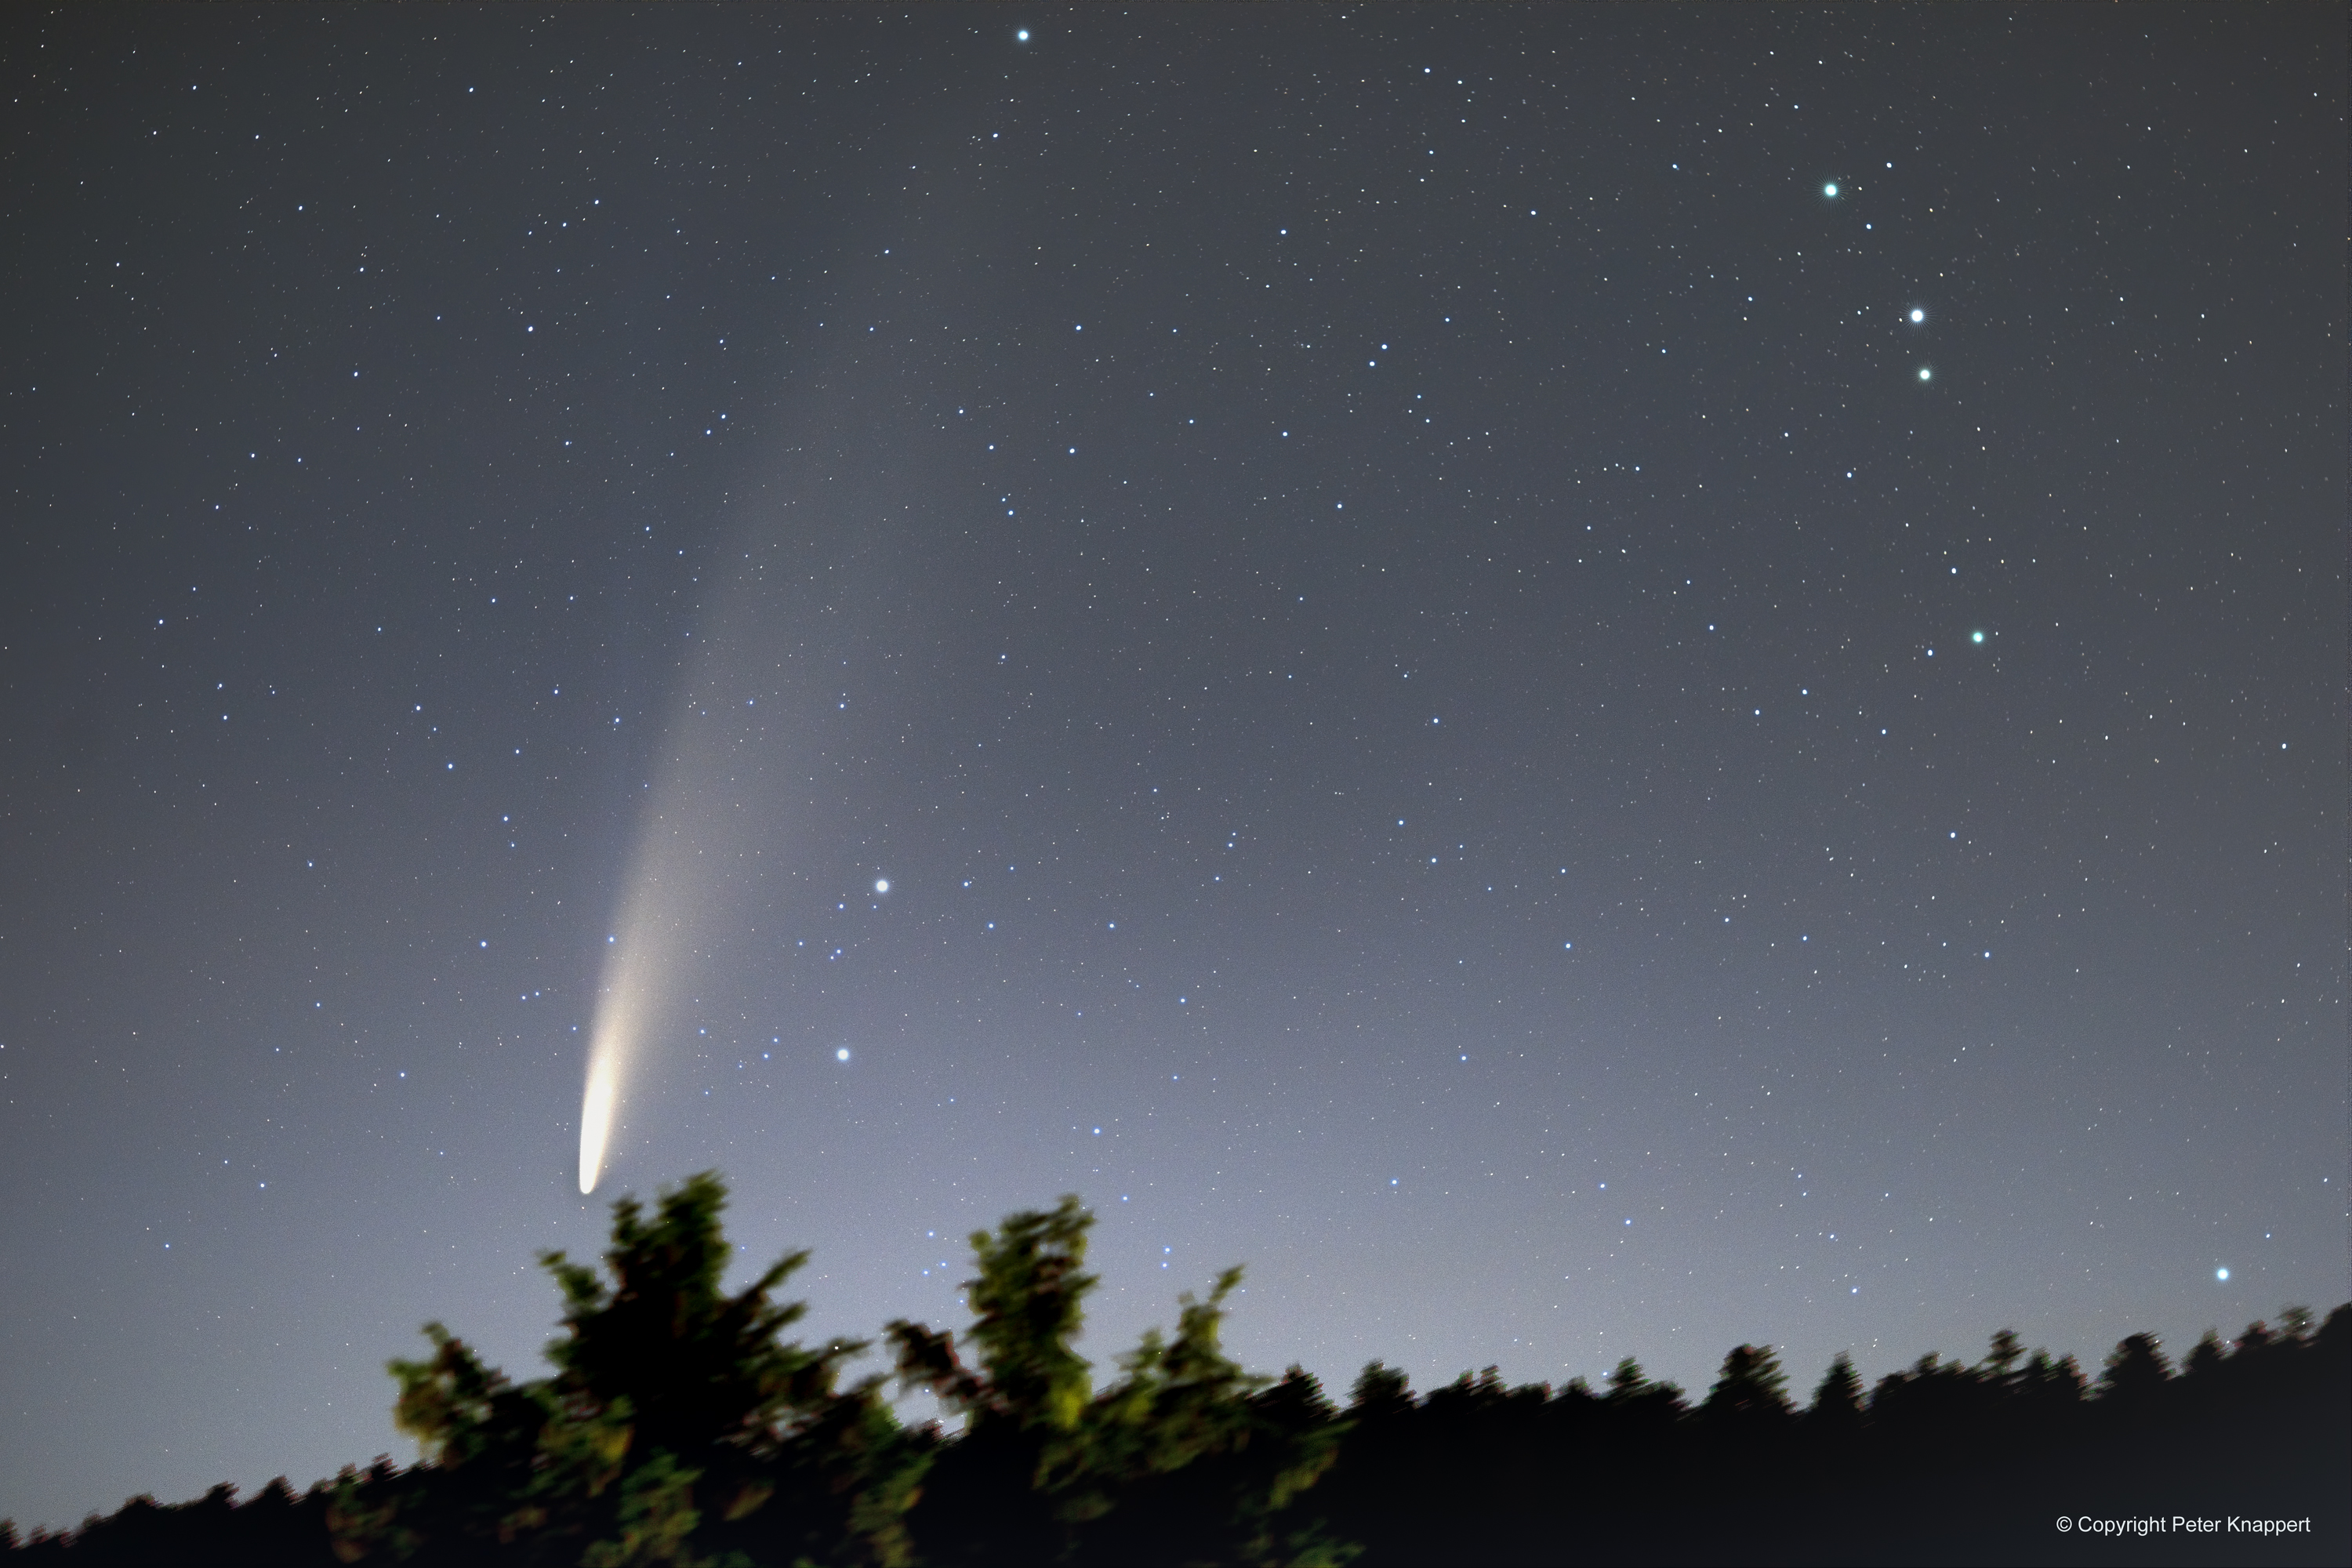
[
  {"xmin": 573, "ymin": 482, "xmax": 828, "ymax": 1195},
  {"xmin": 579, "ymin": 938, "xmax": 662, "ymax": 1193},
  {"xmin": 579, "ymin": 1052, "xmax": 619, "ymax": 1193}
]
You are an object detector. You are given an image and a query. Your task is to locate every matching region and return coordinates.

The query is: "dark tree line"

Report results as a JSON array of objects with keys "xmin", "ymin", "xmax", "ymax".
[{"xmin": 7, "ymin": 1174, "xmax": 2345, "ymax": 1566}]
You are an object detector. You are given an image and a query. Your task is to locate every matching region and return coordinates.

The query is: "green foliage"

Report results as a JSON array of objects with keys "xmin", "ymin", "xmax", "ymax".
[
  {"xmin": 29, "ymin": 1177, "xmax": 2349, "ymax": 1568},
  {"xmin": 540, "ymin": 1174, "xmax": 852, "ymax": 1462},
  {"xmin": 887, "ymin": 1200, "xmax": 1349, "ymax": 1566},
  {"xmin": 578, "ymin": 1454, "xmax": 709, "ymax": 1568},
  {"xmin": 889, "ymin": 1194, "xmax": 1098, "ymax": 1436},
  {"xmin": 332, "ymin": 1172, "xmax": 924, "ymax": 1567},
  {"xmin": 323, "ymin": 1180, "xmax": 1344, "ymax": 1567},
  {"xmin": 1061, "ymin": 1267, "xmax": 1259, "ymax": 1496}
]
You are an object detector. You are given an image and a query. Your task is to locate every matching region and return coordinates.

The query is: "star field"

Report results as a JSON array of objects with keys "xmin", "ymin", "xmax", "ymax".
[{"xmin": 0, "ymin": 5, "xmax": 2342, "ymax": 1534}]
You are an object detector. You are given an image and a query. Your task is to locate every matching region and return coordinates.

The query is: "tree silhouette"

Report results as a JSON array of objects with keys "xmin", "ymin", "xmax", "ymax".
[
  {"xmin": 2096, "ymin": 1330, "xmax": 2172, "ymax": 1406},
  {"xmin": 1804, "ymin": 1351, "xmax": 1864, "ymax": 1436},
  {"xmin": 888, "ymin": 1194, "xmax": 1097, "ymax": 1438},
  {"xmin": 331, "ymin": 1171, "xmax": 924, "ymax": 1566},
  {"xmin": 1345, "ymin": 1363, "xmax": 1413, "ymax": 1423},
  {"xmin": 886, "ymin": 1196, "xmax": 1348, "ymax": 1566},
  {"xmin": 9, "ymin": 1181, "xmax": 2347, "ymax": 1568},
  {"xmin": 1702, "ymin": 1344, "xmax": 1791, "ymax": 1426}
]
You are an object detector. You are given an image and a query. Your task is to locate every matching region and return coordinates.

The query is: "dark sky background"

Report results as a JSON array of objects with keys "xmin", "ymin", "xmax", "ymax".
[{"xmin": 2, "ymin": 3, "xmax": 2342, "ymax": 1534}]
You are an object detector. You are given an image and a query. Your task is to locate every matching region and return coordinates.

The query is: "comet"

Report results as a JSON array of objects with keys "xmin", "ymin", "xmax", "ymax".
[
  {"xmin": 577, "ymin": 816, "xmax": 697, "ymax": 1194},
  {"xmin": 578, "ymin": 1046, "xmax": 620, "ymax": 1193},
  {"xmin": 572, "ymin": 351, "xmax": 912, "ymax": 1192},
  {"xmin": 578, "ymin": 919, "xmax": 659, "ymax": 1195},
  {"xmin": 573, "ymin": 535, "xmax": 823, "ymax": 1193},
  {"xmin": 577, "ymin": 748, "xmax": 737, "ymax": 1193}
]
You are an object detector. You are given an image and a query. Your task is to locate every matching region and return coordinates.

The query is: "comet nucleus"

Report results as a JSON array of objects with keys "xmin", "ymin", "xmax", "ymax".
[{"xmin": 578, "ymin": 1051, "xmax": 619, "ymax": 1193}]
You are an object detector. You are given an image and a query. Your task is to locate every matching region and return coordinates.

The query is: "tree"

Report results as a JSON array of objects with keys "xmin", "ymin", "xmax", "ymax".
[
  {"xmin": 887, "ymin": 1197, "xmax": 1349, "ymax": 1566},
  {"xmin": 1345, "ymin": 1363, "xmax": 1414, "ymax": 1423},
  {"xmin": 332, "ymin": 1171, "xmax": 925, "ymax": 1566},
  {"xmin": 1702, "ymin": 1344, "xmax": 1791, "ymax": 1426},
  {"xmin": 888, "ymin": 1194, "xmax": 1097, "ymax": 1438},
  {"xmin": 2096, "ymin": 1332, "xmax": 2171, "ymax": 1405},
  {"xmin": 1599, "ymin": 1356, "xmax": 1685, "ymax": 1444},
  {"xmin": 24, "ymin": 1164, "xmax": 2343, "ymax": 1568},
  {"xmin": 2016, "ymin": 1349, "xmax": 2086, "ymax": 1415},
  {"xmin": 1805, "ymin": 1352, "xmax": 1864, "ymax": 1435}
]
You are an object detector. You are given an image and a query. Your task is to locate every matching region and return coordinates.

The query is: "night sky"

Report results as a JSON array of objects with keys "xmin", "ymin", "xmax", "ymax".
[{"xmin": 2, "ymin": 5, "xmax": 2342, "ymax": 1534}]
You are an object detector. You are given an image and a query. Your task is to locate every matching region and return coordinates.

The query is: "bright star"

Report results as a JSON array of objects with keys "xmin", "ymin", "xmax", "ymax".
[
  {"xmin": 836, "ymin": 1047, "xmax": 851, "ymax": 1062},
  {"xmin": 1015, "ymin": 28, "xmax": 1029, "ymax": 42},
  {"xmin": 1822, "ymin": 182, "xmax": 1838, "ymax": 198},
  {"xmin": 1918, "ymin": 367, "xmax": 1932, "ymax": 380},
  {"xmin": 1971, "ymin": 630, "xmax": 1985, "ymax": 644},
  {"xmin": 874, "ymin": 878, "xmax": 890, "ymax": 893},
  {"xmin": 1909, "ymin": 307, "xmax": 1926, "ymax": 323}
]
